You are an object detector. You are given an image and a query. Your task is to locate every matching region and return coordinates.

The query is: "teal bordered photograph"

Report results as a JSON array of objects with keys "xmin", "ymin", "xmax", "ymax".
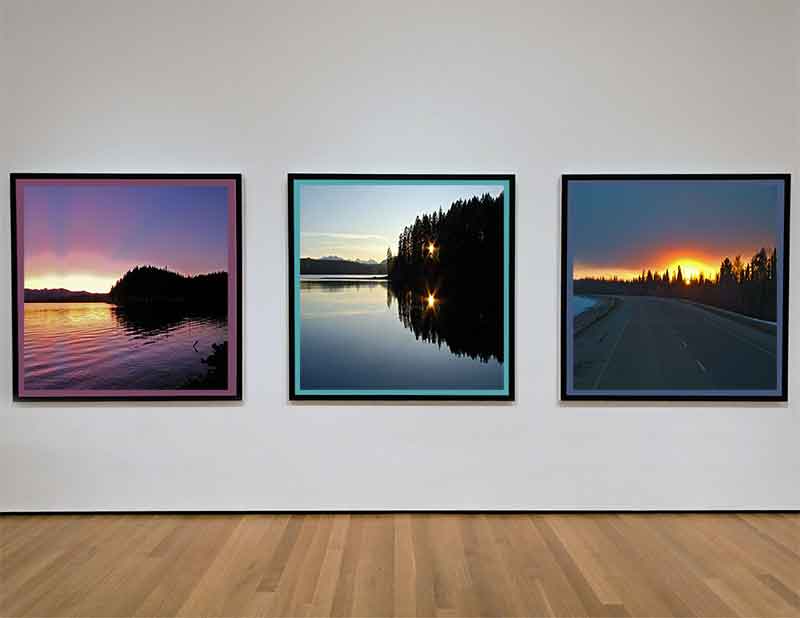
[{"xmin": 288, "ymin": 174, "xmax": 515, "ymax": 401}]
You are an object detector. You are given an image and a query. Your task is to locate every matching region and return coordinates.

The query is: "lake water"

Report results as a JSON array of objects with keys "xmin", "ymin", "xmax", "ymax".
[
  {"xmin": 23, "ymin": 302, "xmax": 227, "ymax": 390},
  {"xmin": 299, "ymin": 279, "xmax": 504, "ymax": 390}
]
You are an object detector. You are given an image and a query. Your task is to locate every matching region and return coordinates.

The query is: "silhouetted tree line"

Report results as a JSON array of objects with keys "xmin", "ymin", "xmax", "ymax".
[
  {"xmin": 109, "ymin": 266, "xmax": 228, "ymax": 311},
  {"xmin": 574, "ymin": 248, "xmax": 779, "ymax": 321},
  {"xmin": 383, "ymin": 191, "xmax": 504, "ymax": 363},
  {"xmin": 388, "ymin": 191, "xmax": 503, "ymax": 287}
]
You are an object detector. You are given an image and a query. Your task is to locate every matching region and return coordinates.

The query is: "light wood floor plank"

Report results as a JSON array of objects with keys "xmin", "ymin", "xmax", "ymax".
[
  {"xmin": 1, "ymin": 513, "xmax": 798, "ymax": 618},
  {"xmin": 392, "ymin": 514, "xmax": 416, "ymax": 618},
  {"xmin": 330, "ymin": 514, "xmax": 364, "ymax": 617}
]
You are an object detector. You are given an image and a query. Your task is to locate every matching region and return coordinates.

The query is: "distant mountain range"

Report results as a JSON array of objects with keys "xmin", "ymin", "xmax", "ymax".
[
  {"xmin": 318, "ymin": 256, "xmax": 379, "ymax": 265},
  {"xmin": 25, "ymin": 288, "xmax": 110, "ymax": 303},
  {"xmin": 301, "ymin": 257, "xmax": 387, "ymax": 275}
]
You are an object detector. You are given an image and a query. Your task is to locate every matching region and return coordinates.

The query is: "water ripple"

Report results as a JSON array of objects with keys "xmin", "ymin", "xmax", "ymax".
[{"xmin": 22, "ymin": 302, "xmax": 228, "ymax": 390}]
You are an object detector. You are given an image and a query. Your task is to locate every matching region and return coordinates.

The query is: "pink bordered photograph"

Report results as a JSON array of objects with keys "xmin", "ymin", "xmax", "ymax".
[{"xmin": 10, "ymin": 174, "xmax": 242, "ymax": 401}]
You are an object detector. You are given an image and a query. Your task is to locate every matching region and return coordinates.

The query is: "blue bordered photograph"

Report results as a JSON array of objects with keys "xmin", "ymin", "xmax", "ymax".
[
  {"xmin": 289, "ymin": 174, "xmax": 514, "ymax": 400},
  {"xmin": 561, "ymin": 174, "xmax": 790, "ymax": 402}
]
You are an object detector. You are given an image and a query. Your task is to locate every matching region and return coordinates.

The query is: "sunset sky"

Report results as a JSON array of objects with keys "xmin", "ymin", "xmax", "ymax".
[
  {"xmin": 299, "ymin": 183, "xmax": 505, "ymax": 262},
  {"xmin": 22, "ymin": 183, "xmax": 229, "ymax": 293},
  {"xmin": 569, "ymin": 179, "xmax": 783, "ymax": 281}
]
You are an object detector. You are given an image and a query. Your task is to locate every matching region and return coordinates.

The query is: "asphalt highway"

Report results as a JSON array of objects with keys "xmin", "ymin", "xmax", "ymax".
[{"xmin": 572, "ymin": 296, "xmax": 778, "ymax": 391}]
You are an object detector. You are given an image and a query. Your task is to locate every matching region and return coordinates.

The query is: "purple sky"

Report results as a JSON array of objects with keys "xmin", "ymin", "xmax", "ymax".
[{"xmin": 22, "ymin": 182, "xmax": 230, "ymax": 293}]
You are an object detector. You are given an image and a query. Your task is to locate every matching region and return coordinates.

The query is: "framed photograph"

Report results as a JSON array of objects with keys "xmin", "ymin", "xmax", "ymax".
[
  {"xmin": 561, "ymin": 173, "xmax": 790, "ymax": 401},
  {"xmin": 289, "ymin": 174, "xmax": 514, "ymax": 400},
  {"xmin": 10, "ymin": 173, "xmax": 242, "ymax": 401}
]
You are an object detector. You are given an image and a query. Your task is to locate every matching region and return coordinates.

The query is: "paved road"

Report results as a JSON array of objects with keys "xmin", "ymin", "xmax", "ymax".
[{"xmin": 573, "ymin": 296, "xmax": 778, "ymax": 391}]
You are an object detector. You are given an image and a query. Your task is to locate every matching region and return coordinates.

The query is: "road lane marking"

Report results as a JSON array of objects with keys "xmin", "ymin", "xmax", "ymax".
[{"xmin": 695, "ymin": 359, "xmax": 707, "ymax": 373}]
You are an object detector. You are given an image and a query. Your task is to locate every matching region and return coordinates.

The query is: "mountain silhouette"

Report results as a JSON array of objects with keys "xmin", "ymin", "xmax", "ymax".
[
  {"xmin": 301, "ymin": 257, "xmax": 387, "ymax": 275},
  {"xmin": 24, "ymin": 288, "xmax": 110, "ymax": 303}
]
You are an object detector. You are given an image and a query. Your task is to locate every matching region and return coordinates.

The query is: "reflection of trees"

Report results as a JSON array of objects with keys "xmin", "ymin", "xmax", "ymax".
[
  {"xmin": 383, "ymin": 189, "xmax": 505, "ymax": 363},
  {"xmin": 390, "ymin": 279, "xmax": 503, "ymax": 363},
  {"xmin": 302, "ymin": 279, "xmax": 504, "ymax": 363},
  {"xmin": 112, "ymin": 304, "xmax": 225, "ymax": 338},
  {"xmin": 111, "ymin": 305, "xmax": 228, "ymax": 390}
]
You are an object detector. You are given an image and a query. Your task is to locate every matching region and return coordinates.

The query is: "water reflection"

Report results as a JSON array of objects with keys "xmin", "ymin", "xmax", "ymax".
[
  {"xmin": 23, "ymin": 302, "xmax": 228, "ymax": 391},
  {"xmin": 300, "ymin": 279, "xmax": 387, "ymax": 294},
  {"xmin": 111, "ymin": 304, "xmax": 226, "ymax": 338},
  {"xmin": 301, "ymin": 278, "xmax": 503, "ymax": 363},
  {"xmin": 389, "ymin": 279, "xmax": 503, "ymax": 364}
]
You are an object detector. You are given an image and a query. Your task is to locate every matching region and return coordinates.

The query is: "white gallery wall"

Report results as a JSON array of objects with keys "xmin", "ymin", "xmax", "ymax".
[{"xmin": 1, "ymin": 0, "xmax": 798, "ymax": 511}]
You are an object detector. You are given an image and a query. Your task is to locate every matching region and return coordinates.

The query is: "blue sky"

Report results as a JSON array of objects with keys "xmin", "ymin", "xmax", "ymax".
[{"xmin": 299, "ymin": 183, "xmax": 504, "ymax": 261}]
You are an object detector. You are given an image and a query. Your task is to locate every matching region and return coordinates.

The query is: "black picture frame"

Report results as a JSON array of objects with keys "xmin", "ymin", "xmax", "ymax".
[
  {"xmin": 10, "ymin": 173, "xmax": 243, "ymax": 402},
  {"xmin": 560, "ymin": 173, "xmax": 790, "ymax": 402},
  {"xmin": 288, "ymin": 173, "xmax": 515, "ymax": 401}
]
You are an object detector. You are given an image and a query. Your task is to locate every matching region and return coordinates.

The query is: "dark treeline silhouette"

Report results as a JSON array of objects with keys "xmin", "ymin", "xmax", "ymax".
[
  {"xmin": 388, "ymin": 191, "xmax": 503, "ymax": 287},
  {"xmin": 574, "ymin": 247, "xmax": 778, "ymax": 321},
  {"xmin": 384, "ymin": 191, "xmax": 505, "ymax": 363},
  {"xmin": 109, "ymin": 266, "xmax": 228, "ymax": 311}
]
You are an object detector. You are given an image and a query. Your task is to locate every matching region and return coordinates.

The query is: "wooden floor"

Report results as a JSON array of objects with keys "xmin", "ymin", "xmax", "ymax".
[{"xmin": 1, "ymin": 513, "xmax": 798, "ymax": 617}]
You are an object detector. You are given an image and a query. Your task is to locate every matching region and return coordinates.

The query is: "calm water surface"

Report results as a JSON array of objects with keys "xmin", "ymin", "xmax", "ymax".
[
  {"xmin": 300, "ymin": 280, "xmax": 503, "ymax": 390},
  {"xmin": 23, "ymin": 302, "xmax": 227, "ymax": 390}
]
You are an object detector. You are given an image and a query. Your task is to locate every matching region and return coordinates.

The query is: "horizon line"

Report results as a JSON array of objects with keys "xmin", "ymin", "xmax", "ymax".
[{"xmin": 24, "ymin": 264, "xmax": 229, "ymax": 295}]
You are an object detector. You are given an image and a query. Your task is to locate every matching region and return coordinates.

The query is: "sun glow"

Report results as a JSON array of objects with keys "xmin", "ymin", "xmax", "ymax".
[
  {"xmin": 25, "ymin": 272, "xmax": 116, "ymax": 294},
  {"xmin": 426, "ymin": 293, "xmax": 438, "ymax": 309},
  {"xmin": 574, "ymin": 254, "xmax": 719, "ymax": 283},
  {"xmin": 665, "ymin": 258, "xmax": 716, "ymax": 282},
  {"xmin": 427, "ymin": 241, "xmax": 436, "ymax": 256}
]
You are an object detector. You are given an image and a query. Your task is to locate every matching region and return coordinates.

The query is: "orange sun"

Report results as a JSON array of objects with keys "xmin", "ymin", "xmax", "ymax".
[{"xmin": 665, "ymin": 257, "xmax": 716, "ymax": 282}]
